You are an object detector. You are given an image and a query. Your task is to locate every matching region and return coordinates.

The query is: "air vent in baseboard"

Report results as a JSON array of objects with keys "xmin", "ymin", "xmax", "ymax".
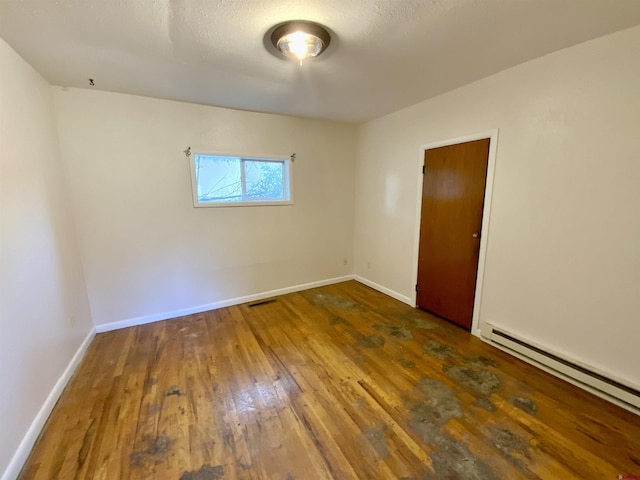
[{"xmin": 481, "ymin": 323, "xmax": 640, "ymax": 412}]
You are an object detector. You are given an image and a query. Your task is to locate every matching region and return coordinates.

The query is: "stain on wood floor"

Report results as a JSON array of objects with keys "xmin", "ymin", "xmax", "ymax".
[{"xmin": 19, "ymin": 280, "xmax": 640, "ymax": 479}]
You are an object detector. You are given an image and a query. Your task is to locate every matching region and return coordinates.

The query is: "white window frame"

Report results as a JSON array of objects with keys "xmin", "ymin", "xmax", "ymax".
[{"xmin": 189, "ymin": 152, "xmax": 294, "ymax": 208}]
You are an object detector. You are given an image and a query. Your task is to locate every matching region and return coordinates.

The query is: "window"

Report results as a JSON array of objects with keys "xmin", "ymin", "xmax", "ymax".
[{"xmin": 190, "ymin": 154, "xmax": 292, "ymax": 207}]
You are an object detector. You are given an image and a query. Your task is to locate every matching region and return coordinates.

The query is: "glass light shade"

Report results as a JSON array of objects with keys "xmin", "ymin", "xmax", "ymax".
[
  {"xmin": 270, "ymin": 21, "xmax": 331, "ymax": 63},
  {"xmin": 277, "ymin": 31, "xmax": 324, "ymax": 60}
]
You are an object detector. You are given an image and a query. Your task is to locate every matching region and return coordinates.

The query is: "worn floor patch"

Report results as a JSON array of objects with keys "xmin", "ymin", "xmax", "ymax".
[
  {"xmin": 130, "ymin": 435, "xmax": 173, "ymax": 466},
  {"xmin": 423, "ymin": 339, "xmax": 458, "ymax": 360},
  {"xmin": 362, "ymin": 425, "xmax": 390, "ymax": 458},
  {"xmin": 510, "ymin": 397, "xmax": 538, "ymax": 415},
  {"xmin": 406, "ymin": 381, "xmax": 496, "ymax": 480},
  {"xmin": 474, "ymin": 397, "xmax": 497, "ymax": 412},
  {"xmin": 463, "ymin": 354, "xmax": 498, "ymax": 368},
  {"xmin": 426, "ymin": 435, "xmax": 499, "ymax": 480},
  {"xmin": 490, "ymin": 426, "xmax": 531, "ymax": 468},
  {"xmin": 329, "ymin": 315, "xmax": 352, "ymax": 327},
  {"xmin": 374, "ymin": 323, "xmax": 413, "ymax": 340},
  {"xmin": 408, "ymin": 379, "xmax": 463, "ymax": 444},
  {"xmin": 305, "ymin": 292, "xmax": 366, "ymax": 312},
  {"xmin": 444, "ymin": 365, "xmax": 502, "ymax": 396},
  {"xmin": 147, "ymin": 402, "xmax": 160, "ymax": 415},
  {"xmin": 165, "ymin": 386, "xmax": 184, "ymax": 397},
  {"xmin": 179, "ymin": 464, "xmax": 225, "ymax": 480},
  {"xmin": 395, "ymin": 312, "xmax": 440, "ymax": 330},
  {"xmin": 408, "ymin": 401, "xmax": 442, "ymax": 444},
  {"xmin": 408, "ymin": 403, "xmax": 497, "ymax": 480},
  {"xmin": 415, "ymin": 378, "xmax": 463, "ymax": 423},
  {"xmin": 144, "ymin": 377, "xmax": 158, "ymax": 388},
  {"xmin": 398, "ymin": 358, "xmax": 416, "ymax": 369},
  {"xmin": 355, "ymin": 333, "xmax": 385, "ymax": 348}
]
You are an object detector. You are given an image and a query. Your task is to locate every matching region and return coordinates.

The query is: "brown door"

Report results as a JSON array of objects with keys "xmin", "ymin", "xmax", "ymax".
[{"xmin": 416, "ymin": 139, "xmax": 490, "ymax": 329}]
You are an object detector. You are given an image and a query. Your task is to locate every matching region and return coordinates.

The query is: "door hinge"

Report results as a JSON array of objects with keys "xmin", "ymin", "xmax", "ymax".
[
  {"xmin": 422, "ymin": 165, "xmax": 426, "ymax": 174},
  {"xmin": 415, "ymin": 284, "xmax": 418, "ymax": 292}
]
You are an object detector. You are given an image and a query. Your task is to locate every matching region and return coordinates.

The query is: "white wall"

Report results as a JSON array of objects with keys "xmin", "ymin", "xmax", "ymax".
[
  {"xmin": 354, "ymin": 26, "xmax": 640, "ymax": 387},
  {"xmin": 53, "ymin": 89, "xmax": 357, "ymax": 328},
  {"xmin": 0, "ymin": 40, "xmax": 94, "ymax": 476}
]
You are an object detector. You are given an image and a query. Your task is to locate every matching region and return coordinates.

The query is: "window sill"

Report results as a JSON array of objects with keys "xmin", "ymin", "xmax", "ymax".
[{"xmin": 193, "ymin": 200, "xmax": 294, "ymax": 208}]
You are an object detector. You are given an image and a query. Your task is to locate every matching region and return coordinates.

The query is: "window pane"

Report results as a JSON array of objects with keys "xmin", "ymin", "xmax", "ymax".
[
  {"xmin": 244, "ymin": 160, "xmax": 284, "ymax": 200},
  {"xmin": 195, "ymin": 155, "xmax": 242, "ymax": 202}
]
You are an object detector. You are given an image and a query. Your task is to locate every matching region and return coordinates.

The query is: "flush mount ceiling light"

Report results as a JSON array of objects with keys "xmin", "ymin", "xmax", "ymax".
[{"xmin": 270, "ymin": 20, "xmax": 331, "ymax": 65}]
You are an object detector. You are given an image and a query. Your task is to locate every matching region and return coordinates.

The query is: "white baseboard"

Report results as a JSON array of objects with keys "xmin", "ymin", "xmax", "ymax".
[
  {"xmin": 2, "ymin": 327, "xmax": 96, "ymax": 480},
  {"xmin": 353, "ymin": 275, "xmax": 413, "ymax": 306},
  {"xmin": 95, "ymin": 275, "xmax": 356, "ymax": 333}
]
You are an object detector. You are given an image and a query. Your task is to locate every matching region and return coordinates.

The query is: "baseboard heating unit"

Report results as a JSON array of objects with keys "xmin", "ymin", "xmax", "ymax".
[{"xmin": 481, "ymin": 323, "xmax": 640, "ymax": 413}]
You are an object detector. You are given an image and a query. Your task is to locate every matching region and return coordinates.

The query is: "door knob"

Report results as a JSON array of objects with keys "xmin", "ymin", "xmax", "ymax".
[{"xmin": 472, "ymin": 232, "xmax": 479, "ymax": 238}]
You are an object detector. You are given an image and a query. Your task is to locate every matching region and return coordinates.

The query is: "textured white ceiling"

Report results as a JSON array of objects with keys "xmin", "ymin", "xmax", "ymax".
[{"xmin": 1, "ymin": 0, "xmax": 640, "ymax": 123}]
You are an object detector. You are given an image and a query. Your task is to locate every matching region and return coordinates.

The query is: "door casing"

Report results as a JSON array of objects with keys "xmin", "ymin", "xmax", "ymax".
[{"xmin": 411, "ymin": 129, "xmax": 499, "ymax": 337}]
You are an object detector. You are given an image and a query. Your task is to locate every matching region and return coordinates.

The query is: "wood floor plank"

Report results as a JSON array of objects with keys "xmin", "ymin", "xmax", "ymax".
[{"xmin": 19, "ymin": 280, "xmax": 640, "ymax": 479}]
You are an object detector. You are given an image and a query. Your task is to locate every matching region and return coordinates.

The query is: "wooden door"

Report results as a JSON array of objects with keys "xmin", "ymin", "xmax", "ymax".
[{"xmin": 416, "ymin": 139, "xmax": 490, "ymax": 330}]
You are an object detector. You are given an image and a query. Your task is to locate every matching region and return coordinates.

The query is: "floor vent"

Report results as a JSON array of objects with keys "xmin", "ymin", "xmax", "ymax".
[
  {"xmin": 248, "ymin": 299, "xmax": 277, "ymax": 308},
  {"xmin": 482, "ymin": 323, "xmax": 640, "ymax": 412}
]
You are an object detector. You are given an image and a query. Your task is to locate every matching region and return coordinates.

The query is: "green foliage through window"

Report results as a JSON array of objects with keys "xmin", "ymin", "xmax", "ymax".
[{"xmin": 191, "ymin": 154, "xmax": 291, "ymax": 206}]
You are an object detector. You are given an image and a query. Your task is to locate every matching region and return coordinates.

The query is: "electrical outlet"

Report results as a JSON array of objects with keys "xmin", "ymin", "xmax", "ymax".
[
  {"xmin": 343, "ymin": 258, "xmax": 348, "ymax": 266},
  {"xmin": 367, "ymin": 261, "xmax": 371, "ymax": 269}
]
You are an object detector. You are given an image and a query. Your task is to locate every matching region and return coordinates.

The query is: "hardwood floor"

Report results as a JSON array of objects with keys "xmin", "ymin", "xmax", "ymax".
[{"xmin": 20, "ymin": 281, "xmax": 640, "ymax": 479}]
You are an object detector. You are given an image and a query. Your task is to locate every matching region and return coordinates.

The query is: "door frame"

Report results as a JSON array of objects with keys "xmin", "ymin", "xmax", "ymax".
[{"xmin": 411, "ymin": 129, "xmax": 499, "ymax": 337}]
